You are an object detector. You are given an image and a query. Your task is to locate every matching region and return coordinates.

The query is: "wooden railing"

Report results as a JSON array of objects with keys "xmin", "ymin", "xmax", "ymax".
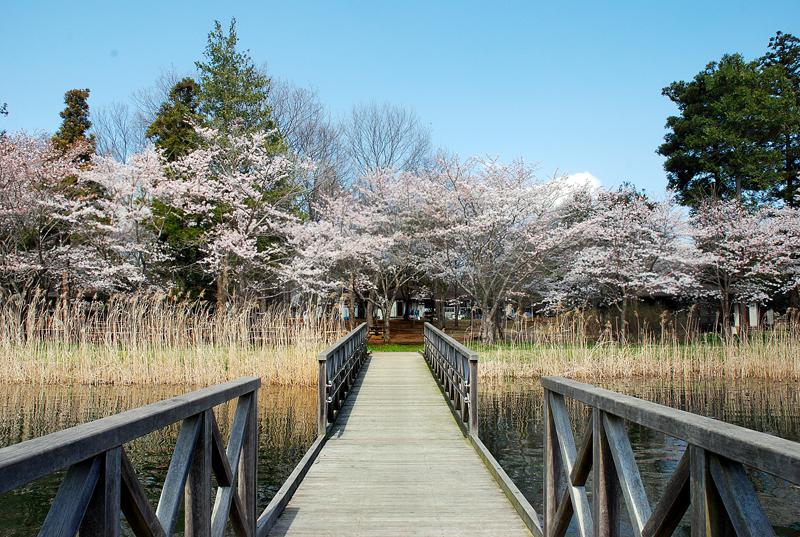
[
  {"xmin": 316, "ymin": 322, "xmax": 369, "ymax": 435},
  {"xmin": 0, "ymin": 377, "xmax": 259, "ymax": 537},
  {"xmin": 542, "ymin": 376, "xmax": 800, "ymax": 537},
  {"xmin": 423, "ymin": 322, "xmax": 479, "ymax": 433}
]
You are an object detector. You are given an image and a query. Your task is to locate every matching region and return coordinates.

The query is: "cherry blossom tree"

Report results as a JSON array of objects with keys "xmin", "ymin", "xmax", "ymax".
[
  {"xmin": 691, "ymin": 199, "xmax": 797, "ymax": 337},
  {"xmin": 418, "ymin": 156, "xmax": 571, "ymax": 343},
  {"xmin": 282, "ymin": 170, "xmax": 426, "ymax": 341},
  {"xmin": 157, "ymin": 126, "xmax": 298, "ymax": 304},
  {"xmin": 543, "ymin": 189, "xmax": 701, "ymax": 335}
]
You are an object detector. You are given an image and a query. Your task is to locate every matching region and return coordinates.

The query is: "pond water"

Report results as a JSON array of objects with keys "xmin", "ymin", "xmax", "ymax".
[{"xmin": 0, "ymin": 378, "xmax": 798, "ymax": 535}]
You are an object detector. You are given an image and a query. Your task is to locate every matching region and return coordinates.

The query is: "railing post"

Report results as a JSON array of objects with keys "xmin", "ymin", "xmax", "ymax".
[
  {"xmin": 593, "ymin": 408, "xmax": 619, "ymax": 537},
  {"xmin": 468, "ymin": 353, "xmax": 479, "ymax": 434},
  {"xmin": 317, "ymin": 353, "xmax": 328, "ymax": 436},
  {"xmin": 239, "ymin": 391, "xmax": 258, "ymax": 536},
  {"xmin": 185, "ymin": 410, "xmax": 211, "ymax": 537},
  {"xmin": 543, "ymin": 389, "xmax": 559, "ymax": 537},
  {"xmin": 80, "ymin": 447, "xmax": 122, "ymax": 537},
  {"xmin": 690, "ymin": 445, "xmax": 735, "ymax": 537}
]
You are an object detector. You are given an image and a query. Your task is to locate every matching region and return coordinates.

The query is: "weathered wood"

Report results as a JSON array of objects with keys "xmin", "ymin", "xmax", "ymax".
[
  {"xmin": 186, "ymin": 410, "xmax": 212, "ymax": 537},
  {"xmin": 542, "ymin": 376, "xmax": 800, "ymax": 484},
  {"xmin": 468, "ymin": 357, "xmax": 479, "ymax": 432},
  {"xmin": 120, "ymin": 449, "xmax": 166, "ymax": 537},
  {"xmin": 81, "ymin": 447, "xmax": 122, "ymax": 537},
  {"xmin": 571, "ymin": 414, "xmax": 593, "ymax": 487},
  {"xmin": 708, "ymin": 454, "xmax": 776, "ymax": 537},
  {"xmin": 316, "ymin": 358, "xmax": 327, "ymax": 436},
  {"xmin": 211, "ymin": 412, "xmax": 233, "ymax": 487},
  {"xmin": 0, "ymin": 376, "xmax": 260, "ymax": 495},
  {"xmin": 602, "ymin": 413, "xmax": 651, "ymax": 536},
  {"xmin": 268, "ymin": 352, "xmax": 532, "ymax": 536},
  {"xmin": 592, "ymin": 409, "xmax": 618, "ymax": 537},
  {"xmin": 548, "ymin": 392, "xmax": 593, "ymax": 537},
  {"xmin": 544, "ymin": 389, "xmax": 560, "ymax": 537},
  {"xmin": 641, "ymin": 448, "xmax": 690, "ymax": 537},
  {"xmin": 38, "ymin": 456, "xmax": 101, "ymax": 537},
  {"xmin": 211, "ymin": 393, "xmax": 251, "ymax": 537},
  {"xmin": 549, "ymin": 487, "xmax": 573, "ymax": 537},
  {"xmin": 157, "ymin": 414, "xmax": 201, "ymax": 535},
  {"xmin": 239, "ymin": 392, "xmax": 258, "ymax": 536},
  {"xmin": 317, "ymin": 323, "xmax": 367, "ymax": 434},
  {"xmin": 690, "ymin": 446, "xmax": 735, "ymax": 537}
]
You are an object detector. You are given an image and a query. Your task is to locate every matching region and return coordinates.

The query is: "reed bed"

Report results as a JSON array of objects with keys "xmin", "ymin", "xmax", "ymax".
[
  {"xmin": 476, "ymin": 310, "xmax": 800, "ymax": 383},
  {"xmin": 0, "ymin": 294, "xmax": 346, "ymax": 386}
]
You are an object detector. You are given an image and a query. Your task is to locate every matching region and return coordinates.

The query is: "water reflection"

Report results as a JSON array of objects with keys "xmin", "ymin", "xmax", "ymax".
[
  {"xmin": 0, "ymin": 384, "xmax": 316, "ymax": 536},
  {"xmin": 479, "ymin": 379, "xmax": 800, "ymax": 536},
  {"xmin": 0, "ymin": 379, "xmax": 798, "ymax": 535}
]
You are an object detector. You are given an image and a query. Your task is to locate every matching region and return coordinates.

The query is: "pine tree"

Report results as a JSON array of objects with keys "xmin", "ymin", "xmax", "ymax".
[
  {"xmin": 52, "ymin": 89, "xmax": 95, "ymax": 162},
  {"xmin": 146, "ymin": 78, "xmax": 203, "ymax": 161}
]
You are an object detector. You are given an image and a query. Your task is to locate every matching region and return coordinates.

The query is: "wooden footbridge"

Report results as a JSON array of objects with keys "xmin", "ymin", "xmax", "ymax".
[{"xmin": 1, "ymin": 323, "xmax": 799, "ymax": 536}]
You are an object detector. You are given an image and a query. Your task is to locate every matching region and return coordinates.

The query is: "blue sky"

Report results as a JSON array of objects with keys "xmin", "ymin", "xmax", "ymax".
[{"xmin": 2, "ymin": 1, "xmax": 798, "ymax": 192}]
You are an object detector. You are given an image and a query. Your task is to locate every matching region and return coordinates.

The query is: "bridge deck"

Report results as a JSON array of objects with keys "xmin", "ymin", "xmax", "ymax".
[{"xmin": 268, "ymin": 351, "xmax": 532, "ymax": 536}]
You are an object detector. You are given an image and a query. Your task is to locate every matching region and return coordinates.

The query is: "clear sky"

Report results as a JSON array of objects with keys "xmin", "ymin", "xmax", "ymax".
[{"xmin": 2, "ymin": 1, "xmax": 799, "ymax": 192}]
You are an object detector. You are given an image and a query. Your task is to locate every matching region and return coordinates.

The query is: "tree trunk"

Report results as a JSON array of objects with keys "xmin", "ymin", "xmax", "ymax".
[
  {"xmin": 366, "ymin": 291, "xmax": 374, "ymax": 328},
  {"xmin": 720, "ymin": 292, "xmax": 732, "ymax": 341},
  {"xmin": 382, "ymin": 302, "xmax": 391, "ymax": 343},
  {"xmin": 348, "ymin": 274, "xmax": 356, "ymax": 331},
  {"xmin": 480, "ymin": 302, "xmax": 499, "ymax": 344},
  {"xmin": 216, "ymin": 259, "xmax": 229, "ymax": 309}
]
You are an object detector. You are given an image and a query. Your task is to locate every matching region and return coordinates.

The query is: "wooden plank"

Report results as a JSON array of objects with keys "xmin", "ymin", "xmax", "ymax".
[
  {"xmin": 708, "ymin": 454, "xmax": 776, "ymax": 537},
  {"xmin": 548, "ymin": 392, "xmax": 593, "ymax": 537},
  {"xmin": 690, "ymin": 446, "xmax": 735, "ymax": 537},
  {"xmin": 211, "ymin": 393, "xmax": 251, "ymax": 537},
  {"xmin": 642, "ymin": 448, "xmax": 690, "ymax": 537},
  {"xmin": 268, "ymin": 352, "xmax": 531, "ymax": 537},
  {"xmin": 0, "ymin": 376, "xmax": 261, "ymax": 494},
  {"xmin": 549, "ymin": 487, "xmax": 573, "ymax": 537},
  {"xmin": 239, "ymin": 393, "xmax": 258, "ymax": 536},
  {"xmin": 211, "ymin": 412, "xmax": 233, "ymax": 487},
  {"xmin": 157, "ymin": 414, "xmax": 202, "ymax": 535},
  {"xmin": 38, "ymin": 456, "xmax": 101, "ymax": 537},
  {"xmin": 602, "ymin": 413, "xmax": 651, "ymax": 537},
  {"xmin": 186, "ymin": 410, "xmax": 212, "ymax": 537},
  {"xmin": 544, "ymin": 389, "xmax": 560, "ymax": 537},
  {"xmin": 120, "ymin": 449, "xmax": 166, "ymax": 537},
  {"xmin": 542, "ymin": 376, "xmax": 800, "ymax": 484},
  {"xmin": 592, "ymin": 409, "xmax": 618, "ymax": 537},
  {"xmin": 81, "ymin": 447, "xmax": 122, "ymax": 537},
  {"xmin": 571, "ymin": 415, "xmax": 593, "ymax": 487}
]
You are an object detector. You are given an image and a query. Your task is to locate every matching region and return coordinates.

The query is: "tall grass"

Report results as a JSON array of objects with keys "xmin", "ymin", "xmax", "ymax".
[
  {"xmin": 0, "ymin": 293, "xmax": 346, "ymax": 386},
  {"xmin": 475, "ymin": 309, "xmax": 800, "ymax": 383}
]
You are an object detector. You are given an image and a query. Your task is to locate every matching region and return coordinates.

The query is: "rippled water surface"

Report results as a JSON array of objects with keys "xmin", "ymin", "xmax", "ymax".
[{"xmin": 0, "ymin": 378, "xmax": 798, "ymax": 535}]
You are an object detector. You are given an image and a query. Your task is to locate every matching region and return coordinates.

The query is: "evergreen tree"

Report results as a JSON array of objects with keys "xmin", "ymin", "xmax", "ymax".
[
  {"xmin": 146, "ymin": 77, "xmax": 203, "ymax": 161},
  {"xmin": 658, "ymin": 55, "xmax": 784, "ymax": 206},
  {"xmin": 761, "ymin": 31, "xmax": 800, "ymax": 207},
  {"xmin": 195, "ymin": 19, "xmax": 284, "ymax": 153},
  {"xmin": 52, "ymin": 89, "xmax": 95, "ymax": 161}
]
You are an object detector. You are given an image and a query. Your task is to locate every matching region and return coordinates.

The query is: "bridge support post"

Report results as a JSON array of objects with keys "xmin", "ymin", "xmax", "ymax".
[
  {"xmin": 317, "ymin": 355, "xmax": 328, "ymax": 436},
  {"xmin": 468, "ymin": 356, "xmax": 479, "ymax": 434}
]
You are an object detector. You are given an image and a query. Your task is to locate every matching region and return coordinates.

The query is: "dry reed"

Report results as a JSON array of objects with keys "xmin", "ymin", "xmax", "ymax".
[
  {"xmin": 0, "ymin": 293, "xmax": 346, "ymax": 386},
  {"xmin": 476, "ymin": 310, "xmax": 800, "ymax": 383}
]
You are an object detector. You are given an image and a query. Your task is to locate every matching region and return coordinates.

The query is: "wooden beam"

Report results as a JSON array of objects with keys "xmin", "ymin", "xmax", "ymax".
[
  {"xmin": 120, "ymin": 449, "xmax": 165, "ymax": 537},
  {"xmin": 185, "ymin": 410, "xmax": 212, "ymax": 537},
  {"xmin": 157, "ymin": 414, "xmax": 201, "ymax": 535},
  {"xmin": 602, "ymin": 413, "xmax": 651, "ymax": 537},
  {"xmin": 211, "ymin": 412, "xmax": 233, "ymax": 487},
  {"xmin": 38, "ymin": 456, "xmax": 101, "ymax": 537},
  {"xmin": 593, "ymin": 409, "xmax": 618, "ymax": 537},
  {"xmin": 542, "ymin": 376, "xmax": 800, "ymax": 484},
  {"xmin": 642, "ymin": 448, "xmax": 690, "ymax": 537},
  {"xmin": 549, "ymin": 392, "xmax": 593, "ymax": 537},
  {"xmin": 211, "ymin": 393, "xmax": 251, "ymax": 537},
  {"xmin": 570, "ymin": 414, "xmax": 593, "ymax": 487},
  {"xmin": 708, "ymin": 454, "xmax": 776, "ymax": 537},
  {"xmin": 0, "ymin": 377, "xmax": 260, "ymax": 495},
  {"xmin": 81, "ymin": 447, "xmax": 122, "ymax": 537}
]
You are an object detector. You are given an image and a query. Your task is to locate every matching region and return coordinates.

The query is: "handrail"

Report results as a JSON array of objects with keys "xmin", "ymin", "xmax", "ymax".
[
  {"xmin": 423, "ymin": 322, "xmax": 479, "ymax": 433},
  {"xmin": 317, "ymin": 322, "xmax": 369, "ymax": 435},
  {"xmin": 542, "ymin": 375, "xmax": 800, "ymax": 536},
  {"xmin": 0, "ymin": 377, "xmax": 260, "ymax": 536}
]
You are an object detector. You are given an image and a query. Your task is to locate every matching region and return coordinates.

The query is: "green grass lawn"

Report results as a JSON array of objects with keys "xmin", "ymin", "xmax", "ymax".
[{"xmin": 368, "ymin": 343, "xmax": 424, "ymax": 353}]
